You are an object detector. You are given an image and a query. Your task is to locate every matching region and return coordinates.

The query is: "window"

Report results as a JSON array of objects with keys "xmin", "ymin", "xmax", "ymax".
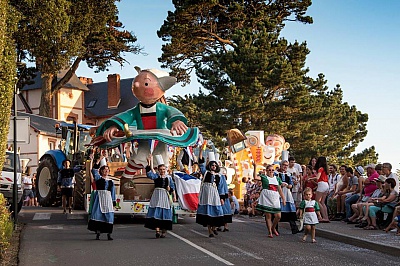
[{"xmin": 87, "ymin": 99, "xmax": 97, "ymax": 108}]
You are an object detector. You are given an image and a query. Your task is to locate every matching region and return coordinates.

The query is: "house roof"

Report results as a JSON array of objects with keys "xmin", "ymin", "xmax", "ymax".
[
  {"xmin": 85, "ymin": 78, "xmax": 139, "ymax": 118},
  {"xmin": 21, "ymin": 70, "xmax": 89, "ymax": 92},
  {"xmin": 17, "ymin": 112, "xmax": 58, "ymax": 137}
]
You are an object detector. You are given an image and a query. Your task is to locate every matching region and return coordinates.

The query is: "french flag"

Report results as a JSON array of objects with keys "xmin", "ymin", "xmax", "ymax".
[{"xmin": 173, "ymin": 171, "xmax": 201, "ymax": 211}]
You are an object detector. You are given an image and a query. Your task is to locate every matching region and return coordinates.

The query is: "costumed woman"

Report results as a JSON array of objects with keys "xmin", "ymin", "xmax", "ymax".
[
  {"xmin": 277, "ymin": 160, "xmax": 299, "ymax": 234},
  {"xmin": 255, "ymin": 163, "xmax": 286, "ymax": 238},
  {"xmin": 144, "ymin": 154, "xmax": 176, "ymax": 238},
  {"xmin": 197, "ymin": 149, "xmax": 225, "ymax": 237},
  {"xmin": 88, "ymin": 162, "xmax": 116, "ymax": 240},
  {"xmin": 217, "ymin": 155, "xmax": 232, "ymax": 232}
]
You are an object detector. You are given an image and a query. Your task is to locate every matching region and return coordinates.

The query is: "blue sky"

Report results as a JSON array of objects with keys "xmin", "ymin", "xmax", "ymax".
[{"xmin": 76, "ymin": 0, "xmax": 399, "ymax": 168}]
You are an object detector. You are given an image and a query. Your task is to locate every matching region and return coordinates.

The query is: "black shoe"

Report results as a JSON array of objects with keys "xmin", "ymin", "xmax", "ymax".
[
  {"xmin": 156, "ymin": 232, "xmax": 161, "ymax": 238},
  {"xmin": 107, "ymin": 234, "xmax": 113, "ymax": 241},
  {"xmin": 216, "ymin": 227, "xmax": 222, "ymax": 231},
  {"xmin": 223, "ymin": 228, "xmax": 229, "ymax": 232},
  {"xmin": 213, "ymin": 230, "xmax": 218, "ymax": 235},
  {"xmin": 209, "ymin": 234, "xmax": 214, "ymax": 238}
]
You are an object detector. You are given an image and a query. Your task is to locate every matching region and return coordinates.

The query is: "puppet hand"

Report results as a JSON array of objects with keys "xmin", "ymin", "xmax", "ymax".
[
  {"xmin": 171, "ymin": 120, "xmax": 188, "ymax": 135},
  {"xmin": 103, "ymin": 126, "xmax": 119, "ymax": 142}
]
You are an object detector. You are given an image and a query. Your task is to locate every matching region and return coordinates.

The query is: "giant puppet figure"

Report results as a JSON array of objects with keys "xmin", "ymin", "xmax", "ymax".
[
  {"xmin": 92, "ymin": 67, "xmax": 199, "ymax": 178},
  {"xmin": 265, "ymin": 134, "xmax": 290, "ymax": 165}
]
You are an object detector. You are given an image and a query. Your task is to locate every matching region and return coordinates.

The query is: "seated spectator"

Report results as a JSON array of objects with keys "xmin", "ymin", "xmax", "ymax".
[
  {"xmin": 344, "ymin": 166, "xmax": 365, "ymax": 221},
  {"xmin": 327, "ymin": 165, "xmax": 348, "ymax": 220},
  {"xmin": 353, "ymin": 176, "xmax": 384, "ymax": 228},
  {"xmin": 334, "ymin": 167, "xmax": 356, "ymax": 220},
  {"xmin": 363, "ymin": 178, "xmax": 398, "ymax": 230},
  {"xmin": 327, "ymin": 164, "xmax": 340, "ymax": 218},
  {"xmin": 384, "ymin": 204, "xmax": 400, "ymax": 235}
]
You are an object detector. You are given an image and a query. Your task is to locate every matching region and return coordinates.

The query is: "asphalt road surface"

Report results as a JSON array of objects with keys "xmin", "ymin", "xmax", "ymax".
[{"xmin": 18, "ymin": 207, "xmax": 399, "ymax": 266}]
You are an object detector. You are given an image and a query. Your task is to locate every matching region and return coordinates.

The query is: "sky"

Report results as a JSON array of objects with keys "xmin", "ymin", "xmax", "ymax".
[{"xmin": 76, "ymin": 0, "xmax": 400, "ymax": 168}]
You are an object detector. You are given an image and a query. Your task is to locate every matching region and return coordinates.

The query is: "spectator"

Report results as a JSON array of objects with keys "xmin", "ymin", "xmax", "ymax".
[
  {"xmin": 303, "ymin": 165, "xmax": 317, "ymax": 200},
  {"xmin": 22, "ymin": 174, "xmax": 34, "ymax": 206},
  {"xmin": 327, "ymin": 164, "xmax": 340, "ymax": 217},
  {"xmin": 364, "ymin": 178, "xmax": 398, "ymax": 230},
  {"xmin": 314, "ymin": 157, "xmax": 330, "ymax": 222},
  {"xmin": 287, "ymin": 156, "xmax": 301, "ymax": 207},
  {"xmin": 31, "ymin": 173, "xmax": 39, "ymax": 207},
  {"xmin": 229, "ymin": 190, "xmax": 240, "ymax": 215},
  {"xmin": 335, "ymin": 167, "xmax": 357, "ymax": 220},
  {"xmin": 353, "ymin": 176, "xmax": 384, "ymax": 227},
  {"xmin": 382, "ymin": 163, "xmax": 399, "ymax": 193},
  {"xmin": 343, "ymin": 166, "xmax": 365, "ymax": 222},
  {"xmin": 384, "ymin": 204, "xmax": 400, "ymax": 235},
  {"xmin": 363, "ymin": 164, "xmax": 379, "ymax": 198},
  {"xmin": 329, "ymin": 165, "xmax": 349, "ymax": 220}
]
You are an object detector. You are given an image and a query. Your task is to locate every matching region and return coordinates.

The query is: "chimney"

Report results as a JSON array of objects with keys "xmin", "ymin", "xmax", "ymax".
[{"xmin": 107, "ymin": 74, "xmax": 121, "ymax": 109}]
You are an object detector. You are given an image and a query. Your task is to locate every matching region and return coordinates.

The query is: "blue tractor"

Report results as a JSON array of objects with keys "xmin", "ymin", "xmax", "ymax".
[{"xmin": 35, "ymin": 122, "xmax": 93, "ymax": 209}]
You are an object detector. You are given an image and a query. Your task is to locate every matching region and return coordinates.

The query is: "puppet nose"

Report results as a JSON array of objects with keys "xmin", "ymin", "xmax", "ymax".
[{"xmin": 145, "ymin": 82, "xmax": 149, "ymax": 86}]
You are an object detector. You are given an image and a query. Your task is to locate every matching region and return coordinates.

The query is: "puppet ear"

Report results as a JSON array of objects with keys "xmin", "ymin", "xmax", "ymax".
[
  {"xmin": 283, "ymin": 142, "xmax": 290, "ymax": 150},
  {"xmin": 134, "ymin": 66, "xmax": 141, "ymax": 74}
]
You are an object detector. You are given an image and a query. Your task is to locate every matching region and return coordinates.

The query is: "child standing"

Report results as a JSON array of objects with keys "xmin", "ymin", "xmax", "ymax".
[{"xmin": 299, "ymin": 187, "xmax": 322, "ymax": 243}]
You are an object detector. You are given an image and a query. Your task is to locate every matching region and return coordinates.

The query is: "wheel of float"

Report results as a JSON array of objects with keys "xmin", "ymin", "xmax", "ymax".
[
  {"xmin": 73, "ymin": 171, "xmax": 86, "ymax": 210},
  {"xmin": 36, "ymin": 156, "xmax": 59, "ymax": 207}
]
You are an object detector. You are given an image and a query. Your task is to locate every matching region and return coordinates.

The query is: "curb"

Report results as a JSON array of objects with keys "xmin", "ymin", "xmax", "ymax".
[{"xmin": 316, "ymin": 228, "xmax": 400, "ymax": 257}]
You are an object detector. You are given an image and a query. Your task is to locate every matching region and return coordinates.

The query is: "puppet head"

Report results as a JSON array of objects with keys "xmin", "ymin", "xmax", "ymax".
[{"xmin": 132, "ymin": 67, "xmax": 177, "ymax": 105}]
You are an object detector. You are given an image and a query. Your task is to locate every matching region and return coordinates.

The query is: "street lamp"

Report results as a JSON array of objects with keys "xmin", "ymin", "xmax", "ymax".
[{"xmin": 13, "ymin": 78, "xmax": 18, "ymax": 227}]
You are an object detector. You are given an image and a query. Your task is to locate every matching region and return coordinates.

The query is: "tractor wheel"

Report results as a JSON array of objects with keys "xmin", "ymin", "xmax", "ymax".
[
  {"xmin": 36, "ymin": 156, "xmax": 60, "ymax": 207},
  {"xmin": 73, "ymin": 171, "xmax": 86, "ymax": 210}
]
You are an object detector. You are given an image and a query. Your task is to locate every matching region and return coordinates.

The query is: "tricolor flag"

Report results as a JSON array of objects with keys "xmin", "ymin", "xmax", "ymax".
[{"xmin": 173, "ymin": 171, "xmax": 201, "ymax": 211}]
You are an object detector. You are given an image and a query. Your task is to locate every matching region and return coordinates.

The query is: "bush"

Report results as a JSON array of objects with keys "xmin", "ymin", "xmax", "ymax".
[{"xmin": 0, "ymin": 194, "xmax": 13, "ymax": 261}]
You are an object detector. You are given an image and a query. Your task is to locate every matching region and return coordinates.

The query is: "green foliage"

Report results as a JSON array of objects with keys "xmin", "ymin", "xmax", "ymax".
[
  {"xmin": 0, "ymin": 194, "xmax": 14, "ymax": 260},
  {"xmin": 162, "ymin": 0, "xmax": 375, "ymax": 164},
  {"xmin": 11, "ymin": 0, "xmax": 142, "ymax": 117},
  {"xmin": 0, "ymin": 0, "xmax": 18, "ymax": 171}
]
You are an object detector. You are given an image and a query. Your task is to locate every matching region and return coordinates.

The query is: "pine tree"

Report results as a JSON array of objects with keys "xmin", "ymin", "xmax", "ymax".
[{"xmin": 161, "ymin": 0, "xmax": 375, "ymax": 164}]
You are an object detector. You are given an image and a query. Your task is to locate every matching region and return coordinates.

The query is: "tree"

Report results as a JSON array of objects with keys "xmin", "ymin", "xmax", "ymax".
[
  {"xmin": 351, "ymin": 146, "xmax": 378, "ymax": 167},
  {"xmin": 0, "ymin": 1, "xmax": 18, "ymax": 169},
  {"xmin": 160, "ymin": 0, "xmax": 374, "ymax": 164},
  {"xmin": 11, "ymin": 0, "xmax": 141, "ymax": 117}
]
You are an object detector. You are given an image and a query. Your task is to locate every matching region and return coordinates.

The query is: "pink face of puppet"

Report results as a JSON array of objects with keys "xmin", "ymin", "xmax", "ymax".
[{"xmin": 132, "ymin": 71, "xmax": 165, "ymax": 105}]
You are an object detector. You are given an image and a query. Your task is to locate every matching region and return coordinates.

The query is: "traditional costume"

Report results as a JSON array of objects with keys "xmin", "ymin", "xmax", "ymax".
[
  {"xmin": 219, "ymin": 174, "xmax": 232, "ymax": 225},
  {"xmin": 196, "ymin": 153, "xmax": 224, "ymax": 227},
  {"xmin": 278, "ymin": 172, "xmax": 298, "ymax": 233},
  {"xmin": 299, "ymin": 199, "xmax": 320, "ymax": 225},
  {"xmin": 256, "ymin": 174, "xmax": 282, "ymax": 213},
  {"xmin": 88, "ymin": 168, "xmax": 116, "ymax": 236},
  {"xmin": 144, "ymin": 158, "xmax": 175, "ymax": 232}
]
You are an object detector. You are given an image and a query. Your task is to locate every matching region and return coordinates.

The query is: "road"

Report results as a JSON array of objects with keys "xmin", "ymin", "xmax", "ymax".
[{"xmin": 18, "ymin": 207, "xmax": 399, "ymax": 266}]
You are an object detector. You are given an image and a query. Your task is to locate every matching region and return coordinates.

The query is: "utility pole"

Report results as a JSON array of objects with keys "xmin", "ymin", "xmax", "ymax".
[{"xmin": 13, "ymin": 80, "xmax": 18, "ymax": 228}]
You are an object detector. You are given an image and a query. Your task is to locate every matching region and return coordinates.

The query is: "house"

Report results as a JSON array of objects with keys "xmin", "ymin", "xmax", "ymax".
[{"xmin": 15, "ymin": 70, "xmax": 139, "ymax": 173}]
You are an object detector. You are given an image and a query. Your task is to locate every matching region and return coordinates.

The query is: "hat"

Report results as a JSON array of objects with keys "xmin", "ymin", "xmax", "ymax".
[
  {"xmin": 376, "ymin": 175, "xmax": 387, "ymax": 183},
  {"xmin": 355, "ymin": 166, "xmax": 364, "ymax": 175},
  {"xmin": 154, "ymin": 154, "xmax": 164, "ymax": 166},
  {"xmin": 134, "ymin": 66, "xmax": 177, "ymax": 91},
  {"xmin": 208, "ymin": 152, "xmax": 216, "ymax": 163},
  {"xmin": 365, "ymin": 163, "xmax": 376, "ymax": 169}
]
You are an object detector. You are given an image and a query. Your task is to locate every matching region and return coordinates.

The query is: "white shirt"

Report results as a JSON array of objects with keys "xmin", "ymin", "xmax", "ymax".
[
  {"xmin": 23, "ymin": 176, "xmax": 33, "ymax": 190},
  {"xmin": 328, "ymin": 173, "xmax": 341, "ymax": 192},
  {"xmin": 387, "ymin": 172, "xmax": 399, "ymax": 193}
]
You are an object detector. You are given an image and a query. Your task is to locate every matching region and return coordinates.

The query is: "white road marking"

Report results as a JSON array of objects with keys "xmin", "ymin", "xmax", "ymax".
[
  {"xmin": 169, "ymin": 231, "xmax": 234, "ymax": 265},
  {"xmin": 190, "ymin": 229, "xmax": 210, "ymax": 238},
  {"xmin": 67, "ymin": 214, "xmax": 85, "ymax": 220},
  {"xmin": 222, "ymin": 242, "xmax": 263, "ymax": 260},
  {"xmin": 33, "ymin": 213, "xmax": 51, "ymax": 220},
  {"xmin": 232, "ymin": 218, "xmax": 245, "ymax": 223},
  {"xmin": 38, "ymin": 225, "xmax": 64, "ymax": 230}
]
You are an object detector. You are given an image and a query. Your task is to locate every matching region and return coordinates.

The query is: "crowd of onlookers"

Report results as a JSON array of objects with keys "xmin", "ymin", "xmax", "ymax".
[{"xmin": 240, "ymin": 157, "xmax": 400, "ymax": 236}]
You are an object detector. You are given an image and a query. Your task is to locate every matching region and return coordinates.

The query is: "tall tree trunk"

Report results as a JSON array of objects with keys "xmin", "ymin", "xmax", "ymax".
[{"xmin": 39, "ymin": 73, "xmax": 54, "ymax": 117}]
